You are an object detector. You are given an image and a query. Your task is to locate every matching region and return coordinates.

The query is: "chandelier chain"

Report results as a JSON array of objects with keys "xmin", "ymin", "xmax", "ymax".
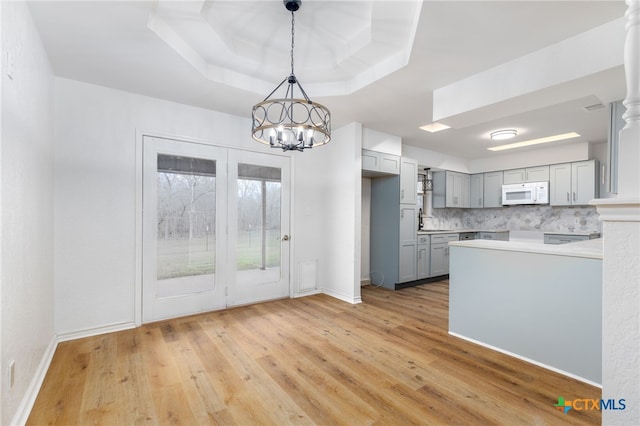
[{"xmin": 290, "ymin": 10, "xmax": 295, "ymax": 76}]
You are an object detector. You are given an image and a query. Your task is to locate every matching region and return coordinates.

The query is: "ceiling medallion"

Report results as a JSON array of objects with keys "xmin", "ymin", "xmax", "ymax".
[{"xmin": 251, "ymin": 0, "xmax": 331, "ymax": 152}]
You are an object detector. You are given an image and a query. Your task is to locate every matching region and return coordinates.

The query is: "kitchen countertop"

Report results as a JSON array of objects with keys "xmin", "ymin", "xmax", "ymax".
[
  {"xmin": 449, "ymin": 237, "xmax": 602, "ymax": 260},
  {"xmin": 543, "ymin": 231, "xmax": 601, "ymax": 237},
  {"xmin": 417, "ymin": 229, "xmax": 509, "ymax": 235}
]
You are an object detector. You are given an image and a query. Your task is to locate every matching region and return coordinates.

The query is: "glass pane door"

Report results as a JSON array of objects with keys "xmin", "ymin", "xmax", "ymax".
[
  {"xmin": 142, "ymin": 137, "xmax": 227, "ymax": 322},
  {"xmin": 227, "ymin": 151, "xmax": 290, "ymax": 306}
]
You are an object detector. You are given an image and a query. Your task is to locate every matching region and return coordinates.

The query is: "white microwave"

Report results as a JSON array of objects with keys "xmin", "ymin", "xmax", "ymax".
[{"xmin": 502, "ymin": 181, "xmax": 549, "ymax": 205}]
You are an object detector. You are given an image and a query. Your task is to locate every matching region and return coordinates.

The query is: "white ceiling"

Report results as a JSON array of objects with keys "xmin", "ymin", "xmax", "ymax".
[{"xmin": 27, "ymin": 0, "xmax": 628, "ymax": 160}]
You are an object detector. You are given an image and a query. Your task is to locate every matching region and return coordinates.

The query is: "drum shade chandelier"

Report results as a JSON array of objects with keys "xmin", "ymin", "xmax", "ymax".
[{"xmin": 251, "ymin": 0, "xmax": 331, "ymax": 151}]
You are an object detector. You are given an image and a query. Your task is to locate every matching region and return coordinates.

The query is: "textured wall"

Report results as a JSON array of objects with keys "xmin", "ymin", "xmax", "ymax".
[{"xmin": 426, "ymin": 205, "xmax": 601, "ymax": 234}]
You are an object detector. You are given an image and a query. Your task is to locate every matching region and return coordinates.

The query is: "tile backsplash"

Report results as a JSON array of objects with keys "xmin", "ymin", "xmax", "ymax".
[{"xmin": 425, "ymin": 205, "xmax": 601, "ymax": 234}]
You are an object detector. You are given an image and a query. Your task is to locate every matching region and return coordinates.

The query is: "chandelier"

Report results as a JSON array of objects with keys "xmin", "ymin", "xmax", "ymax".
[{"xmin": 251, "ymin": 0, "xmax": 331, "ymax": 152}]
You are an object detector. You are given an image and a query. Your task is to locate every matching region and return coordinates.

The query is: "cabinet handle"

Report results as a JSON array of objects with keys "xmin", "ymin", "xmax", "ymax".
[
  {"xmin": 401, "ymin": 189, "xmax": 404, "ymax": 200},
  {"xmin": 573, "ymin": 192, "xmax": 576, "ymax": 201},
  {"xmin": 566, "ymin": 192, "xmax": 570, "ymax": 202},
  {"xmin": 479, "ymin": 197, "xmax": 482, "ymax": 205}
]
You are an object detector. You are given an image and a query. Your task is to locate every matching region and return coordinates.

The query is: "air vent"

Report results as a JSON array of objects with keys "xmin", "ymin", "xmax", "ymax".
[{"xmin": 584, "ymin": 103, "xmax": 605, "ymax": 112}]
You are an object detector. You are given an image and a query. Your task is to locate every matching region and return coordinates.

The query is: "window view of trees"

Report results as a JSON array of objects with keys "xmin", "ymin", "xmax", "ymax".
[
  {"xmin": 156, "ymin": 167, "xmax": 216, "ymax": 280},
  {"xmin": 236, "ymin": 177, "xmax": 281, "ymax": 271},
  {"xmin": 155, "ymin": 157, "xmax": 282, "ymax": 280}
]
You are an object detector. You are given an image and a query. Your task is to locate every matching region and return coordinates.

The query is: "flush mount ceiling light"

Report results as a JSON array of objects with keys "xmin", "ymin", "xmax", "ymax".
[
  {"xmin": 490, "ymin": 129, "xmax": 518, "ymax": 140},
  {"xmin": 420, "ymin": 122, "xmax": 450, "ymax": 133},
  {"xmin": 488, "ymin": 132, "xmax": 581, "ymax": 152},
  {"xmin": 251, "ymin": 0, "xmax": 331, "ymax": 152}
]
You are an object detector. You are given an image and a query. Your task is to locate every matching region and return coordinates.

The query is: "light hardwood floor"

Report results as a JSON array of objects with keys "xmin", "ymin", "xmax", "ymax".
[{"xmin": 27, "ymin": 281, "xmax": 601, "ymax": 425}]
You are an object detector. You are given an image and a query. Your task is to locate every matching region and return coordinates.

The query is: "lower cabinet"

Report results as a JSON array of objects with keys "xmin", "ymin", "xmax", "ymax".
[
  {"xmin": 430, "ymin": 234, "xmax": 459, "ymax": 277},
  {"xmin": 417, "ymin": 235, "xmax": 430, "ymax": 279}
]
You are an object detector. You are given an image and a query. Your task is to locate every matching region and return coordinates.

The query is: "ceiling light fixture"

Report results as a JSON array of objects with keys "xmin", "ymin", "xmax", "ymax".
[
  {"xmin": 420, "ymin": 122, "xmax": 450, "ymax": 133},
  {"xmin": 488, "ymin": 132, "xmax": 581, "ymax": 151},
  {"xmin": 490, "ymin": 129, "xmax": 518, "ymax": 140},
  {"xmin": 251, "ymin": 0, "xmax": 331, "ymax": 152}
]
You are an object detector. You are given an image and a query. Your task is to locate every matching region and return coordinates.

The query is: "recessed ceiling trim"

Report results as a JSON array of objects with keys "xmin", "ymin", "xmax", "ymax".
[{"xmin": 147, "ymin": 0, "xmax": 423, "ymax": 97}]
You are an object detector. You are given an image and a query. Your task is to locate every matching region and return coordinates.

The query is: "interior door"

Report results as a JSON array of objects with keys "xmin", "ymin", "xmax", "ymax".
[
  {"xmin": 227, "ymin": 150, "xmax": 291, "ymax": 306},
  {"xmin": 142, "ymin": 136, "xmax": 228, "ymax": 322}
]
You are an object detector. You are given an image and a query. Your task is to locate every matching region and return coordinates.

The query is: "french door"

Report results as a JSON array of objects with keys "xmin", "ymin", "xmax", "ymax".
[{"xmin": 142, "ymin": 136, "xmax": 290, "ymax": 322}]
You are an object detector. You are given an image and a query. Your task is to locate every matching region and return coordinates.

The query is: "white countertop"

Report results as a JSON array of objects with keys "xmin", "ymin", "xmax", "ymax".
[
  {"xmin": 417, "ymin": 229, "xmax": 509, "ymax": 235},
  {"xmin": 449, "ymin": 237, "xmax": 603, "ymax": 259},
  {"xmin": 543, "ymin": 231, "xmax": 601, "ymax": 237}
]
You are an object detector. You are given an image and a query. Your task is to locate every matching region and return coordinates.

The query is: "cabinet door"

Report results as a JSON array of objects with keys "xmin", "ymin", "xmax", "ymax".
[
  {"xmin": 525, "ymin": 166, "xmax": 549, "ymax": 182},
  {"xmin": 503, "ymin": 169, "xmax": 525, "ymax": 184},
  {"xmin": 549, "ymin": 163, "xmax": 572, "ymax": 206},
  {"xmin": 572, "ymin": 160, "xmax": 597, "ymax": 205},
  {"xmin": 379, "ymin": 153, "xmax": 400, "ymax": 175},
  {"xmin": 446, "ymin": 171, "xmax": 466, "ymax": 207},
  {"xmin": 483, "ymin": 171, "xmax": 504, "ymax": 208},
  {"xmin": 470, "ymin": 174, "xmax": 484, "ymax": 208},
  {"xmin": 417, "ymin": 245, "xmax": 430, "ymax": 279},
  {"xmin": 400, "ymin": 158, "xmax": 418, "ymax": 205},
  {"xmin": 430, "ymin": 244, "xmax": 447, "ymax": 276},
  {"xmin": 362, "ymin": 150, "xmax": 379, "ymax": 172},
  {"xmin": 399, "ymin": 206, "xmax": 417, "ymax": 283},
  {"xmin": 445, "ymin": 172, "xmax": 456, "ymax": 207},
  {"xmin": 461, "ymin": 174, "xmax": 471, "ymax": 208}
]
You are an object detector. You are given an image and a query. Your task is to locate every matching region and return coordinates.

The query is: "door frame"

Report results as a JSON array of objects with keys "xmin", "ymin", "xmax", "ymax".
[{"xmin": 134, "ymin": 130, "xmax": 294, "ymax": 326}]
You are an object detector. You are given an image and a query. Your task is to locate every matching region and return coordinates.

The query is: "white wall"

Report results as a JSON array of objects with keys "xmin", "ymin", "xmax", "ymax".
[
  {"xmin": 469, "ymin": 142, "xmax": 591, "ymax": 173},
  {"xmin": 313, "ymin": 122, "xmax": 362, "ymax": 303},
  {"xmin": 1, "ymin": 2, "xmax": 55, "ymax": 424},
  {"xmin": 54, "ymin": 77, "xmax": 363, "ymax": 335},
  {"xmin": 362, "ymin": 127, "xmax": 402, "ymax": 156},
  {"xmin": 402, "ymin": 144, "xmax": 470, "ymax": 173}
]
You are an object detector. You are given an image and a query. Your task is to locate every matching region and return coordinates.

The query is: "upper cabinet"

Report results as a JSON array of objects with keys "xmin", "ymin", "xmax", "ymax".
[
  {"xmin": 470, "ymin": 174, "xmax": 484, "ymax": 208},
  {"xmin": 483, "ymin": 171, "xmax": 504, "ymax": 208},
  {"xmin": 433, "ymin": 171, "xmax": 469, "ymax": 208},
  {"xmin": 362, "ymin": 149, "xmax": 400, "ymax": 176},
  {"xmin": 400, "ymin": 157, "xmax": 418, "ymax": 205},
  {"xmin": 549, "ymin": 160, "xmax": 598, "ymax": 206},
  {"xmin": 502, "ymin": 166, "xmax": 550, "ymax": 184}
]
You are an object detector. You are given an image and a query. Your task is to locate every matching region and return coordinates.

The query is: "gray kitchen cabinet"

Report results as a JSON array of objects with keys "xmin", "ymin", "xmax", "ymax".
[
  {"xmin": 400, "ymin": 157, "xmax": 418, "ymax": 205},
  {"xmin": 399, "ymin": 205, "xmax": 417, "ymax": 283},
  {"xmin": 503, "ymin": 169, "xmax": 526, "ymax": 184},
  {"xmin": 550, "ymin": 160, "xmax": 598, "ymax": 206},
  {"xmin": 417, "ymin": 234, "xmax": 430, "ymax": 279},
  {"xmin": 503, "ymin": 166, "xmax": 549, "ymax": 184},
  {"xmin": 362, "ymin": 149, "xmax": 400, "ymax": 176},
  {"xmin": 525, "ymin": 165, "xmax": 550, "ymax": 182},
  {"xmin": 483, "ymin": 171, "xmax": 504, "ymax": 208},
  {"xmin": 430, "ymin": 234, "xmax": 458, "ymax": 276},
  {"xmin": 369, "ymin": 157, "xmax": 420, "ymax": 289},
  {"xmin": 470, "ymin": 174, "xmax": 484, "ymax": 208},
  {"xmin": 477, "ymin": 231, "xmax": 509, "ymax": 241},
  {"xmin": 433, "ymin": 171, "xmax": 470, "ymax": 208}
]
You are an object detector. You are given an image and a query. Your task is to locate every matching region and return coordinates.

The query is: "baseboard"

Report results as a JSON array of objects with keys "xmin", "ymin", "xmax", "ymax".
[
  {"xmin": 448, "ymin": 331, "xmax": 602, "ymax": 388},
  {"xmin": 395, "ymin": 275, "xmax": 448, "ymax": 290},
  {"xmin": 10, "ymin": 336, "xmax": 58, "ymax": 426},
  {"xmin": 57, "ymin": 321, "xmax": 136, "ymax": 343},
  {"xmin": 322, "ymin": 288, "xmax": 362, "ymax": 304},
  {"xmin": 293, "ymin": 289, "xmax": 321, "ymax": 298}
]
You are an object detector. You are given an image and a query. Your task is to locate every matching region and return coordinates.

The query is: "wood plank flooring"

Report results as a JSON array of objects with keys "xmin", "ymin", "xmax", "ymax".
[{"xmin": 27, "ymin": 281, "xmax": 601, "ymax": 425}]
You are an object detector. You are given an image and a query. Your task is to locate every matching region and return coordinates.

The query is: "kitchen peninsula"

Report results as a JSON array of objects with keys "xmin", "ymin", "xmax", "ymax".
[{"xmin": 448, "ymin": 238, "xmax": 602, "ymax": 385}]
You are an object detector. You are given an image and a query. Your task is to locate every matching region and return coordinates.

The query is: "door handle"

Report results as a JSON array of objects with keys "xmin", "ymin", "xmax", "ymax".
[{"xmin": 282, "ymin": 235, "xmax": 290, "ymax": 241}]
